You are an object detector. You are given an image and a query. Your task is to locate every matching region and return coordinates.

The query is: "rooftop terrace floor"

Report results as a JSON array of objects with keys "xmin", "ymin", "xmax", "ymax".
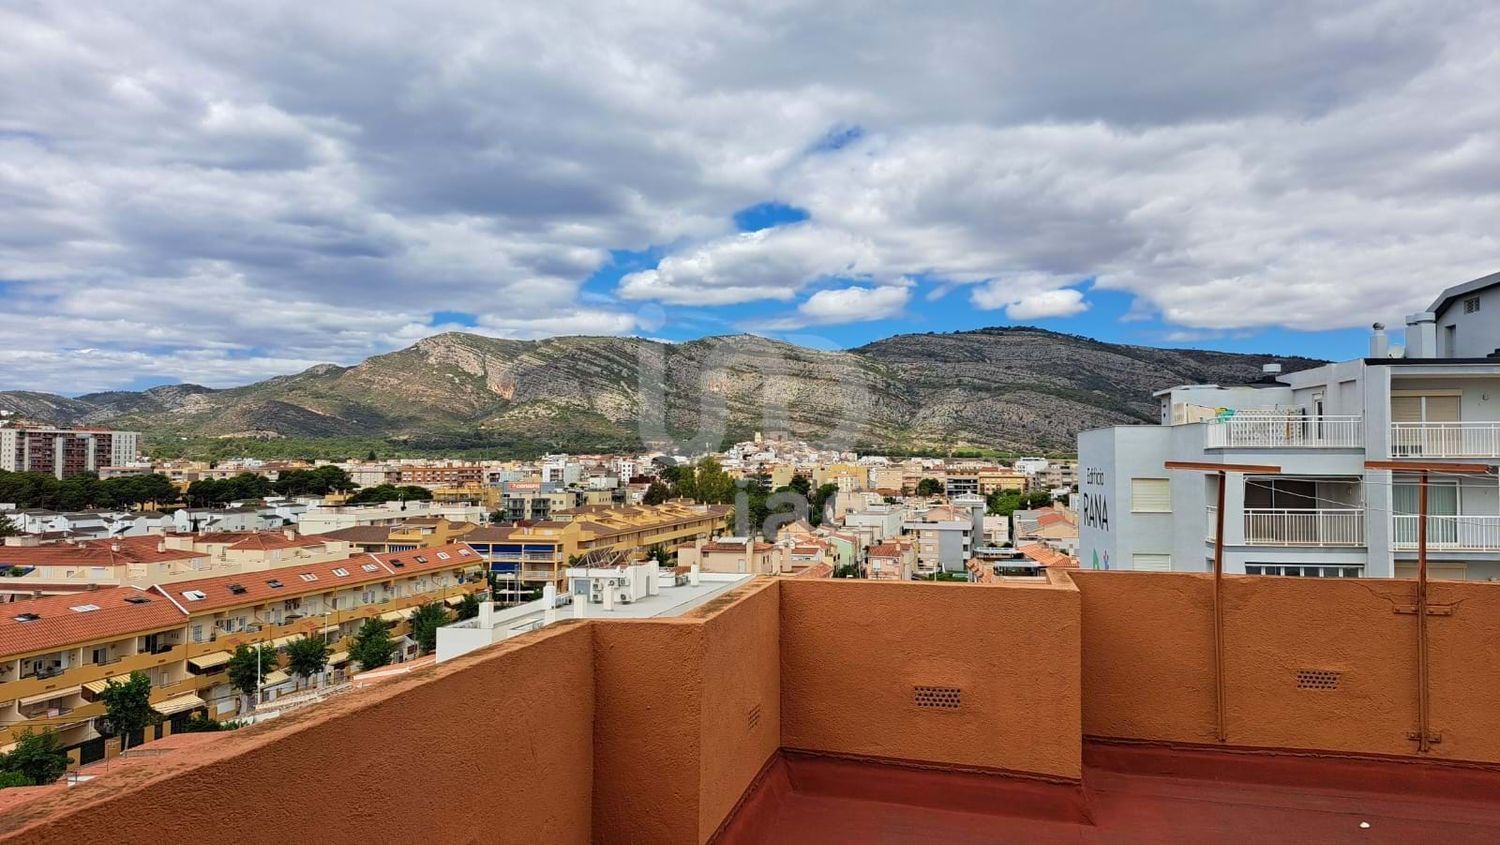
[{"xmin": 718, "ymin": 742, "xmax": 1500, "ymax": 844}]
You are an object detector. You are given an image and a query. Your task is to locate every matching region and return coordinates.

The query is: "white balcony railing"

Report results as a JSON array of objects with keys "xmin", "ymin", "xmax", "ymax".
[
  {"xmin": 1205, "ymin": 415, "xmax": 1363, "ymax": 449},
  {"xmin": 1391, "ymin": 422, "xmax": 1500, "ymax": 458},
  {"xmin": 1391, "ymin": 514, "xmax": 1500, "ymax": 552},
  {"xmin": 1243, "ymin": 509, "xmax": 1365, "ymax": 547}
]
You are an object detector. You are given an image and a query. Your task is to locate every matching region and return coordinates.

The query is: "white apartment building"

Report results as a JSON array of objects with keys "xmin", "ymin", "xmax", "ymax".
[{"xmin": 1079, "ymin": 270, "xmax": 1500, "ymax": 581}]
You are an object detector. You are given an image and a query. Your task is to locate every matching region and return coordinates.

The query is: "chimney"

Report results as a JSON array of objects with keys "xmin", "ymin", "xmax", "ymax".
[
  {"xmin": 157, "ymin": 539, "xmax": 166, "ymax": 553},
  {"xmin": 283, "ymin": 527, "xmax": 296, "ymax": 541},
  {"xmin": 1370, "ymin": 322, "xmax": 1389, "ymax": 358},
  {"xmin": 1406, "ymin": 312, "xmax": 1437, "ymax": 358},
  {"xmin": 110, "ymin": 542, "xmax": 121, "ymax": 553}
]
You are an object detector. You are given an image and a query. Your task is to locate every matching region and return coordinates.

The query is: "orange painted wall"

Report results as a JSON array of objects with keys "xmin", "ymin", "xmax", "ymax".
[
  {"xmin": 1427, "ymin": 580, "xmax": 1500, "ymax": 765},
  {"xmin": 590, "ymin": 580, "xmax": 781, "ymax": 845},
  {"xmin": 1073, "ymin": 571, "xmax": 1500, "ymax": 765},
  {"xmin": 0, "ymin": 623, "xmax": 597, "ymax": 845},
  {"xmin": 695, "ymin": 580, "xmax": 781, "ymax": 841},
  {"xmin": 779, "ymin": 578, "xmax": 1082, "ymax": 780},
  {"xmin": 591, "ymin": 618, "xmax": 704, "ymax": 844}
]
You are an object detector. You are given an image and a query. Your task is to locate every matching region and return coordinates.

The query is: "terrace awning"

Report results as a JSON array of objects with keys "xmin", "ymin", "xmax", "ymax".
[
  {"xmin": 328, "ymin": 651, "xmax": 350, "ymax": 665},
  {"xmin": 151, "ymin": 693, "xmax": 205, "ymax": 716},
  {"xmin": 188, "ymin": 651, "xmax": 231, "ymax": 671},
  {"xmin": 82, "ymin": 676, "xmax": 124, "ymax": 696},
  {"xmin": 444, "ymin": 595, "xmax": 466, "ymax": 607},
  {"xmin": 19, "ymin": 686, "xmax": 80, "ymax": 707},
  {"xmin": 379, "ymin": 607, "xmax": 416, "ymax": 622},
  {"xmin": 263, "ymin": 670, "xmax": 291, "ymax": 686}
]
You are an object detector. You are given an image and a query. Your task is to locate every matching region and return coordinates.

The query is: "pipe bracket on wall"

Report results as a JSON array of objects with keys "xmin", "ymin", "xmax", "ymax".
[{"xmin": 1394, "ymin": 604, "xmax": 1455, "ymax": 616}]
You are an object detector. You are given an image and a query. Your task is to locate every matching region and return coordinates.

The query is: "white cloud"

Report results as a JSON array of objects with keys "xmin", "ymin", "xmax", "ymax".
[
  {"xmin": 0, "ymin": 1, "xmax": 1497, "ymax": 392},
  {"xmin": 755, "ymin": 283, "xmax": 912, "ymax": 330},
  {"xmin": 1000, "ymin": 289, "xmax": 1089, "ymax": 321},
  {"xmin": 617, "ymin": 224, "xmax": 884, "ymax": 305}
]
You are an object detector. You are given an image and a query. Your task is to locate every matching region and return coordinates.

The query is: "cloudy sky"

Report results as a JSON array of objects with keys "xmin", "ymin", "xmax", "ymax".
[{"xmin": 2, "ymin": 0, "xmax": 1497, "ymax": 394}]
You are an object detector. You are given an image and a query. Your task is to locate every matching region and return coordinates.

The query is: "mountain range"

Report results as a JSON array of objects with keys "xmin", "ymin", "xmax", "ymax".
[{"xmin": 0, "ymin": 329, "xmax": 1323, "ymax": 457}]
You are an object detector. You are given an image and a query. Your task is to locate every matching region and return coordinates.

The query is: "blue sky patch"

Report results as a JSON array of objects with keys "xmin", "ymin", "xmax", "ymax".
[{"xmin": 732, "ymin": 202, "xmax": 810, "ymax": 232}]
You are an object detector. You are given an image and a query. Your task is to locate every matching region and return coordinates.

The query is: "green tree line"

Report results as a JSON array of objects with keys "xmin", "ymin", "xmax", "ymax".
[{"xmin": 0, "ymin": 470, "xmax": 178, "ymax": 511}]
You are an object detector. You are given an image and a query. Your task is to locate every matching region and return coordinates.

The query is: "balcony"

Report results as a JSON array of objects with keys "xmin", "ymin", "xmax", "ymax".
[
  {"xmin": 1205, "ymin": 414, "xmax": 1363, "ymax": 449},
  {"xmin": 1392, "ymin": 514, "xmax": 1500, "ymax": 552},
  {"xmin": 1243, "ymin": 509, "xmax": 1365, "ymax": 547},
  {"xmin": 1391, "ymin": 422, "xmax": 1500, "ymax": 458},
  {"xmin": 15, "ymin": 575, "xmax": 1500, "ymax": 842}
]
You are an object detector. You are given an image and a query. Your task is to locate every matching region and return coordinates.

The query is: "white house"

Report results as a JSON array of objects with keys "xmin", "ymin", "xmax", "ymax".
[{"xmin": 1079, "ymin": 270, "xmax": 1500, "ymax": 581}]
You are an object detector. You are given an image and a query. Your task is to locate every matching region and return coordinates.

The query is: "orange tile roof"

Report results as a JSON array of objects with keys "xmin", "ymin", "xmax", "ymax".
[
  {"xmin": 0, "ymin": 536, "xmax": 204, "ymax": 569},
  {"xmin": 0, "ymin": 586, "xmax": 186, "ymax": 657},
  {"xmin": 153, "ymin": 543, "xmax": 481, "ymax": 613},
  {"xmin": 225, "ymin": 532, "xmax": 330, "ymax": 551},
  {"xmin": 1018, "ymin": 543, "xmax": 1077, "ymax": 568},
  {"xmin": 867, "ymin": 544, "xmax": 902, "ymax": 558}
]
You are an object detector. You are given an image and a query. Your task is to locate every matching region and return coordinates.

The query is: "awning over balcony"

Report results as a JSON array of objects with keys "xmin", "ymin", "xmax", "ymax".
[
  {"xmin": 380, "ymin": 607, "xmax": 416, "ymax": 622},
  {"xmin": 263, "ymin": 670, "xmax": 291, "ymax": 686},
  {"xmin": 19, "ymin": 686, "xmax": 80, "ymax": 707},
  {"xmin": 328, "ymin": 651, "xmax": 350, "ymax": 665},
  {"xmin": 444, "ymin": 595, "xmax": 466, "ymax": 607},
  {"xmin": 319, "ymin": 624, "xmax": 339, "ymax": 634},
  {"xmin": 82, "ymin": 676, "xmax": 124, "ymax": 696},
  {"xmin": 151, "ymin": 693, "xmax": 205, "ymax": 716},
  {"xmin": 269, "ymin": 635, "xmax": 301, "ymax": 648},
  {"xmin": 188, "ymin": 651, "xmax": 231, "ymax": 671}
]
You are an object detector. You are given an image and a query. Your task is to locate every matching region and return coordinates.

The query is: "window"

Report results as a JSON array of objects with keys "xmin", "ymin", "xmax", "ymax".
[
  {"xmin": 1465, "ymin": 296, "xmax": 1481, "ymax": 314},
  {"xmin": 332, "ymin": 568, "xmax": 349, "ymax": 577},
  {"xmin": 437, "ymin": 552, "xmax": 451, "ymax": 560},
  {"xmin": 91, "ymin": 647, "xmax": 108, "ymax": 663},
  {"xmin": 266, "ymin": 578, "xmax": 284, "ymax": 589},
  {"xmin": 1131, "ymin": 554, "xmax": 1172, "ymax": 572},
  {"xmin": 69, "ymin": 603, "xmax": 101, "ymax": 613},
  {"xmin": 1131, "ymin": 478, "xmax": 1171, "ymax": 512},
  {"xmin": 361, "ymin": 563, "xmax": 380, "ymax": 572},
  {"xmin": 191, "ymin": 624, "xmax": 204, "ymax": 643},
  {"xmin": 298, "ymin": 573, "xmax": 318, "ymax": 582},
  {"xmin": 182, "ymin": 590, "xmax": 207, "ymax": 601},
  {"xmin": 1245, "ymin": 564, "xmax": 1363, "ymax": 578}
]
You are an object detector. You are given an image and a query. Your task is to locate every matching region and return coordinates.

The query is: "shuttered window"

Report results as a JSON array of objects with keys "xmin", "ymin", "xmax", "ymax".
[
  {"xmin": 1132, "ymin": 553, "xmax": 1172, "ymax": 572},
  {"xmin": 1392, "ymin": 394, "xmax": 1461, "ymax": 423},
  {"xmin": 1131, "ymin": 478, "xmax": 1171, "ymax": 512}
]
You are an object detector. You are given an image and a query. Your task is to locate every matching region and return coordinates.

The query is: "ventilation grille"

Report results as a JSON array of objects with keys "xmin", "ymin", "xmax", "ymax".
[
  {"xmin": 1296, "ymin": 669, "xmax": 1342, "ymax": 690},
  {"xmin": 914, "ymin": 685, "xmax": 962, "ymax": 710},
  {"xmin": 747, "ymin": 703, "xmax": 762, "ymax": 730}
]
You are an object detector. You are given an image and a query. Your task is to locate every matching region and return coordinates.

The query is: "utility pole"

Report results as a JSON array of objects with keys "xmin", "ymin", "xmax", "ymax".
[{"xmin": 1165, "ymin": 460, "xmax": 1282, "ymax": 743}]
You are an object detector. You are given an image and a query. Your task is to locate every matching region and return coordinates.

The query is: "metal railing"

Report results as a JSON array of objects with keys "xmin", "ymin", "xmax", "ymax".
[
  {"xmin": 1243, "ymin": 509, "xmax": 1365, "ymax": 547},
  {"xmin": 1390, "ymin": 422, "xmax": 1500, "ymax": 458},
  {"xmin": 1205, "ymin": 415, "xmax": 1363, "ymax": 449},
  {"xmin": 1391, "ymin": 514, "xmax": 1500, "ymax": 551}
]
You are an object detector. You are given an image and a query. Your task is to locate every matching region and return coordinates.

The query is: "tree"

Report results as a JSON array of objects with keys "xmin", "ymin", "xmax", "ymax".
[
  {"xmin": 347, "ymin": 484, "xmax": 433, "ymax": 505},
  {"xmin": 0, "ymin": 729, "xmax": 69, "ymax": 785},
  {"xmin": 284, "ymin": 636, "xmax": 330, "ymax": 689},
  {"xmin": 349, "ymin": 618, "xmax": 397, "ymax": 671},
  {"xmin": 226, "ymin": 644, "xmax": 279, "ymax": 706},
  {"xmin": 915, "ymin": 478, "xmax": 944, "ymax": 497},
  {"xmin": 808, "ymin": 483, "xmax": 839, "ymax": 526},
  {"xmin": 97, "ymin": 671, "xmax": 159, "ymax": 753},
  {"xmin": 408, "ymin": 602, "xmax": 451, "ymax": 655},
  {"xmin": 646, "ymin": 545, "xmax": 672, "ymax": 567},
  {"xmin": 642, "ymin": 481, "xmax": 670, "ymax": 505},
  {"xmin": 456, "ymin": 592, "xmax": 481, "ymax": 621},
  {"xmin": 0, "ymin": 513, "xmax": 18, "ymax": 538}
]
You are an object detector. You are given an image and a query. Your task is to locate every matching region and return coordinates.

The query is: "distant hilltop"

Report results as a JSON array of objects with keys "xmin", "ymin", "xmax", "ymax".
[{"xmin": 0, "ymin": 328, "xmax": 1323, "ymax": 456}]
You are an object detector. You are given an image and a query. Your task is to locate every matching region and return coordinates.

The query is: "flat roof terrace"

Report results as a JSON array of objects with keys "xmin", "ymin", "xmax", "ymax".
[{"xmin": 4, "ymin": 571, "xmax": 1500, "ymax": 843}]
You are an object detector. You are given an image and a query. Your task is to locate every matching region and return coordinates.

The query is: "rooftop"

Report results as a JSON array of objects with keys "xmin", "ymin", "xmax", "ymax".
[{"xmin": 6, "ymin": 571, "xmax": 1500, "ymax": 843}]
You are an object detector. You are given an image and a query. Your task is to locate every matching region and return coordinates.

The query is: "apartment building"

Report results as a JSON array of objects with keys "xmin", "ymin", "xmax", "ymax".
[
  {"xmin": 296, "ymin": 501, "xmax": 487, "ymax": 535},
  {"xmin": 397, "ymin": 464, "xmax": 485, "ymax": 488},
  {"xmin": 0, "ymin": 541, "xmax": 487, "ymax": 761},
  {"xmin": 902, "ymin": 496, "xmax": 985, "ymax": 574},
  {"xmin": 1079, "ymin": 270, "xmax": 1500, "ymax": 580},
  {"xmin": 0, "ymin": 427, "xmax": 140, "ymax": 480},
  {"xmin": 319, "ymin": 518, "xmax": 478, "ymax": 553},
  {"xmin": 864, "ymin": 542, "xmax": 914, "ymax": 581},
  {"xmin": 465, "ymin": 502, "xmax": 731, "ymax": 597},
  {"xmin": 495, "ymin": 482, "xmax": 583, "ymax": 522}
]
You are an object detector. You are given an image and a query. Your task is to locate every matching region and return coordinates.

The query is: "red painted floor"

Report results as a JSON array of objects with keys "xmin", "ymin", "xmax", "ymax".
[{"xmin": 714, "ymin": 745, "xmax": 1500, "ymax": 844}]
